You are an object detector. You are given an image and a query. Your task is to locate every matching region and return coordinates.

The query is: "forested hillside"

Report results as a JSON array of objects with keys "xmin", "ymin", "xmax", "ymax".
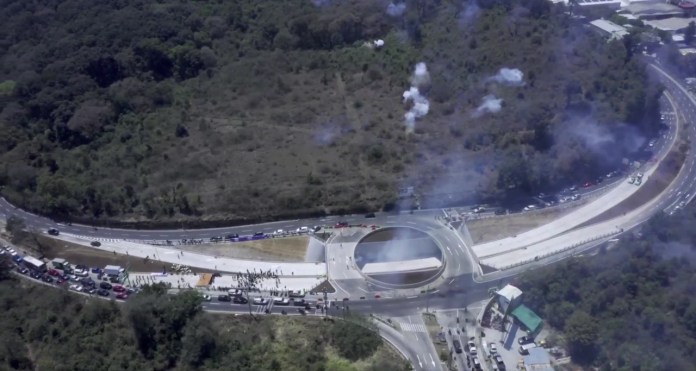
[
  {"xmin": 0, "ymin": 0, "xmax": 660, "ymax": 224},
  {"xmin": 517, "ymin": 207, "xmax": 696, "ymax": 369},
  {"xmin": 0, "ymin": 278, "xmax": 407, "ymax": 371}
]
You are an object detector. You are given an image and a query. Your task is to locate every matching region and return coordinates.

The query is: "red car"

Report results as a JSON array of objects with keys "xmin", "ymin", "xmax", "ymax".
[
  {"xmin": 334, "ymin": 222, "xmax": 349, "ymax": 228},
  {"xmin": 116, "ymin": 293, "xmax": 128, "ymax": 300},
  {"xmin": 48, "ymin": 269, "xmax": 60, "ymax": 277},
  {"xmin": 112, "ymin": 285, "xmax": 125, "ymax": 293},
  {"xmin": 582, "ymin": 181, "xmax": 593, "ymax": 188}
]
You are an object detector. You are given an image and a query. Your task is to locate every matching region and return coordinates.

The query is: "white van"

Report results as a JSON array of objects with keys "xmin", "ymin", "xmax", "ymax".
[{"xmin": 519, "ymin": 343, "xmax": 537, "ymax": 355}]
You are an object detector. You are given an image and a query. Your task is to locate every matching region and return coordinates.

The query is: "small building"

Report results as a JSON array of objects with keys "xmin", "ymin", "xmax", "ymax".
[
  {"xmin": 523, "ymin": 347, "xmax": 554, "ymax": 371},
  {"xmin": 618, "ymin": 2, "xmax": 686, "ymax": 20},
  {"xmin": 51, "ymin": 258, "xmax": 67, "ymax": 270},
  {"xmin": 104, "ymin": 265, "xmax": 123, "ymax": 276},
  {"xmin": 496, "ymin": 284, "xmax": 523, "ymax": 314},
  {"xmin": 24, "ymin": 256, "xmax": 46, "ymax": 272},
  {"xmin": 589, "ymin": 19, "xmax": 630, "ymax": 40},
  {"xmin": 511, "ymin": 304, "xmax": 544, "ymax": 335}
]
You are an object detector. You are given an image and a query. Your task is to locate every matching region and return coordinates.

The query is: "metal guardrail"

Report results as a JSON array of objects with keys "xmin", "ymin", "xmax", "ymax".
[{"xmin": 495, "ymin": 230, "xmax": 619, "ymax": 271}]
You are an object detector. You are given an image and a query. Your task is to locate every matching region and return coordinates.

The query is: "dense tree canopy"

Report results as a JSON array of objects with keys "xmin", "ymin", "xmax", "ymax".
[
  {"xmin": 518, "ymin": 204, "xmax": 696, "ymax": 369},
  {"xmin": 0, "ymin": 0, "xmax": 662, "ymax": 224},
  {"xmin": 0, "ymin": 278, "xmax": 407, "ymax": 371}
]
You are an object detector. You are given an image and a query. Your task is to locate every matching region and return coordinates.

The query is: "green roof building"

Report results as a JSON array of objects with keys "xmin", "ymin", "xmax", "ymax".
[{"xmin": 511, "ymin": 304, "xmax": 543, "ymax": 335}]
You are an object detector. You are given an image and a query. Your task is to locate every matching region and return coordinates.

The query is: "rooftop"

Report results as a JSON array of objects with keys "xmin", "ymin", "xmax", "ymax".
[
  {"xmin": 524, "ymin": 347, "xmax": 554, "ymax": 371},
  {"xmin": 511, "ymin": 304, "xmax": 543, "ymax": 333},
  {"xmin": 590, "ymin": 19, "xmax": 631, "ymax": 39},
  {"xmin": 619, "ymin": 2, "xmax": 684, "ymax": 17},
  {"xmin": 496, "ymin": 284, "xmax": 523, "ymax": 301},
  {"xmin": 643, "ymin": 17, "xmax": 696, "ymax": 31}
]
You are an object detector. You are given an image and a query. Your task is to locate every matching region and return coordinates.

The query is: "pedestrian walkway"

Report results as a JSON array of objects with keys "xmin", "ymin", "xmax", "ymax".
[
  {"xmin": 128, "ymin": 272, "xmax": 324, "ymax": 293},
  {"xmin": 58, "ymin": 233, "xmax": 327, "ymax": 277},
  {"xmin": 398, "ymin": 322, "xmax": 428, "ymax": 332}
]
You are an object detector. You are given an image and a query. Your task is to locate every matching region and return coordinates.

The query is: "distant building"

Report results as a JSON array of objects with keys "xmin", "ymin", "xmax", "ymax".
[
  {"xmin": 523, "ymin": 347, "xmax": 554, "ymax": 371},
  {"xmin": 589, "ymin": 19, "xmax": 630, "ymax": 40},
  {"xmin": 618, "ymin": 2, "xmax": 686, "ymax": 20},
  {"xmin": 496, "ymin": 284, "xmax": 523, "ymax": 314}
]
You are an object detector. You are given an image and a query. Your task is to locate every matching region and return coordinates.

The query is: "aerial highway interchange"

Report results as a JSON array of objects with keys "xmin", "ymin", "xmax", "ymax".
[{"xmin": 1, "ymin": 61, "xmax": 696, "ymax": 371}]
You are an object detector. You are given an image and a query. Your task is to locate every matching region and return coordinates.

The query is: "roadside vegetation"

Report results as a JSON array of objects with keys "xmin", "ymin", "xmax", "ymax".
[
  {"xmin": 0, "ymin": 0, "xmax": 660, "ymax": 224},
  {"xmin": 0, "ymin": 274, "xmax": 408, "ymax": 371},
  {"xmin": 517, "ymin": 205, "xmax": 696, "ymax": 369}
]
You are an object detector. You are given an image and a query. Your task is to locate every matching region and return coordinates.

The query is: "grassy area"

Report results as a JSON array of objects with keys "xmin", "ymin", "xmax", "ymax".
[
  {"xmin": 178, "ymin": 236, "xmax": 309, "ymax": 262},
  {"xmin": 466, "ymin": 209, "xmax": 566, "ymax": 245}
]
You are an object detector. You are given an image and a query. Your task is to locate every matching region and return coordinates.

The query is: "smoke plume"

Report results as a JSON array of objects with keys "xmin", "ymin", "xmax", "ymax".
[
  {"xmin": 473, "ymin": 94, "xmax": 502, "ymax": 117},
  {"xmin": 403, "ymin": 63, "xmax": 431, "ymax": 132},
  {"xmin": 387, "ymin": 2, "xmax": 407, "ymax": 17},
  {"xmin": 488, "ymin": 68, "xmax": 525, "ymax": 86},
  {"xmin": 458, "ymin": 0, "xmax": 481, "ymax": 26}
]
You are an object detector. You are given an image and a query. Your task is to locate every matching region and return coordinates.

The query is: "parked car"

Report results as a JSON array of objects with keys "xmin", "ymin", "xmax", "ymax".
[
  {"xmin": 253, "ymin": 297, "xmax": 268, "ymax": 305},
  {"xmin": 16, "ymin": 267, "xmax": 29, "ymax": 275},
  {"xmin": 518, "ymin": 336, "xmax": 534, "ymax": 345},
  {"xmin": 112, "ymin": 285, "xmax": 125, "ymax": 292},
  {"xmin": 90, "ymin": 241, "xmax": 101, "ymax": 247},
  {"xmin": 200, "ymin": 294, "xmax": 212, "ymax": 301},
  {"xmin": 217, "ymin": 295, "xmax": 231, "ymax": 302},
  {"xmin": 115, "ymin": 293, "xmax": 129, "ymax": 300},
  {"xmin": 47, "ymin": 269, "xmax": 60, "ymax": 277},
  {"xmin": 96, "ymin": 289, "xmax": 110, "ymax": 297},
  {"xmin": 99, "ymin": 282, "xmax": 112, "ymax": 290},
  {"xmin": 453, "ymin": 339, "xmax": 463, "ymax": 354},
  {"xmin": 42, "ymin": 275, "xmax": 54, "ymax": 283},
  {"xmin": 467, "ymin": 340, "xmax": 477, "ymax": 355},
  {"xmin": 47, "ymin": 228, "xmax": 60, "ymax": 236},
  {"xmin": 365, "ymin": 213, "xmax": 376, "ymax": 218}
]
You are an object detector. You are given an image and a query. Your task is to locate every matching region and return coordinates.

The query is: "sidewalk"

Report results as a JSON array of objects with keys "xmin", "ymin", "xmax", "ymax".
[
  {"xmin": 58, "ymin": 233, "xmax": 327, "ymax": 277},
  {"xmin": 128, "ymin": 272, "xmax": 324, "ymax": 293}
]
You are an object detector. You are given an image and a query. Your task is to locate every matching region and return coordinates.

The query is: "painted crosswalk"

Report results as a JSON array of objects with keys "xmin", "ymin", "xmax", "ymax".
[{"xmin": 398, "ymin": 322, "xmax": 427, "ymax": 332}]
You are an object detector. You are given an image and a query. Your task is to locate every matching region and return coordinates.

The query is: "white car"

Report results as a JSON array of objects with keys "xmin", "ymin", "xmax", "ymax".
[
  {"xmin": 490, "ymin": 343, "xmax": 497, "ymax": 354},
  {"xmin": 297, "ymin": 226, "xmax": 309, "ymax": 234},
  {"xmin": 201, "ymin": 294, "xmax": 212, "ymax": 302},
  {"xmin": 69, "ymin": 284, "xmax": 82, "ymax": 292},
  {"xmin": 274, "ymin": 229, "xmax": 284, "ymax": 236},
  {"xmin": 467, "ymin": 341, "xmax": 477, "ymax": 355}
]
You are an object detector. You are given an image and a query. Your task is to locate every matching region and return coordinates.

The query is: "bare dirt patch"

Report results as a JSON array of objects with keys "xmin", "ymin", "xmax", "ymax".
[
  {"xmin": 466, "ymin": 209, "xmax": 566, "ymax": 245},
  {"xmin": 177, "ymin": 236, "xmax": 309, "ymax": 262}
]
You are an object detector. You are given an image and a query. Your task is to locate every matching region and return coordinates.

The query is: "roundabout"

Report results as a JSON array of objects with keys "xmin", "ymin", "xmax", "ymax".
[{"xmin": 354, "ymin": 227, "xmax": 444, "ymax": 288}]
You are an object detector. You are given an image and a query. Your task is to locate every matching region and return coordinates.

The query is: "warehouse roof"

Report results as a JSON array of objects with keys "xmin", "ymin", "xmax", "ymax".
[
  {"xmin": 590, "ymin": 19, "xmax": 630, "ymax": 39},
  {"xmin": 496, "ymin": 284, "xmax": 522, "ymax": 301}
]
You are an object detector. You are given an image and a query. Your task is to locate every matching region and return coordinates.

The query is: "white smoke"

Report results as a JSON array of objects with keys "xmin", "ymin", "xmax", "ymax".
[
  {"xmin": 387, "ymin": 2, "xmax": 407, "ymax": 17},
  {"xmin": 458, "ymin": 0, "xmax": 481, "ymax": 26},
  {"xmin": 473, "ymin": 94, "xmax": 502, "ymax": 117},
  {"xmin": 403, "ymin": 63, "xmax": 431, "ymax": 132},
  {"xmin": 488, "ymin": 68, "xmax": 525, "ymax": 86}
]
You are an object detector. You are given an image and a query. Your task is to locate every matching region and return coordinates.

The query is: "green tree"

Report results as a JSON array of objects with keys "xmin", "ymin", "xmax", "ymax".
[
  {"xmin": 564, "ymin": 310, "xmax": 599, "ymax": 364},
  {"xmin": 330, "ymin": 316, "xmax": 381, "ymax": 361},
  {"xmin": 5, "ymin": 215, "xmax": 27, "ymax": 244}
]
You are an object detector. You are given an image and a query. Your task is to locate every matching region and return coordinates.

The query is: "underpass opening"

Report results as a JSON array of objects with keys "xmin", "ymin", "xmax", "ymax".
[{"xmin": 354, "ymin": 227, "xmax": 444, "ymax": 287}]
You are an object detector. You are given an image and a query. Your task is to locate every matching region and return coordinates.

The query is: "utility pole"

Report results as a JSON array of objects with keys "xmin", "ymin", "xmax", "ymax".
[{"xmin": 425, "ymin": 285, "xmax": 430, "ymax": 313}]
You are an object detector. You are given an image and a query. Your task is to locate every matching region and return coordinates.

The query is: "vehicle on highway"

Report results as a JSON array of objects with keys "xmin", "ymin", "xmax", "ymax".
[
  {"xmin": 313, "ymin": 226, "xmax": 322, "ymax": 232},
  {"xmin": 228, "ymin": 233, "xmax": 240, "ymax": 239},
  {"xmin": 252, "ymin": 232, "xmax": 264, "ymax": 237},
  {"xmin": 273, "ymin": 229, "xmax": 284, "ymax": 236},
  {"xmin": 200, "ymin": 294, "xmax": 212, "ymax": 301},
  {"xmin": 99, "ymin": 282, "xmax": 112, "ymax": 290},
  {"xmin": 218, "ymin": 295, "xmax": 231, "ymax": 302},
  {"xmin": 273, "ymin": 297, "xmax": 290, "ymax": 305},
  {"xmin": 296, "ymin": 226, "xmax": 309, "ymax": 234},
  {"xmin": 253, "ymin": 297, "xmax": 268, "ymax": 305},
  {"xmin": 335, "ymin": 221, "xmax": 349, "ymax": 228},
  {"xmin": 232, "ymin": 296, "xmax": 248, "ymax": 304},
  {"xmin": 47, "ymin": 228, "xmax": 60, "ymax": 236},
  {"xmin": 96, "ymin": 289, "xmax": 110, "ymax": 297},
  {"xmin": 209, "ymin": 236, "xmax": 223, "ymax": 243},
  {"xmin": 297, "ymin": 308, "xmax": 306, "ymax": 315},
  {"xmin": 90, "ymin": 241, "xmax": 101, "ymax": 247}
]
